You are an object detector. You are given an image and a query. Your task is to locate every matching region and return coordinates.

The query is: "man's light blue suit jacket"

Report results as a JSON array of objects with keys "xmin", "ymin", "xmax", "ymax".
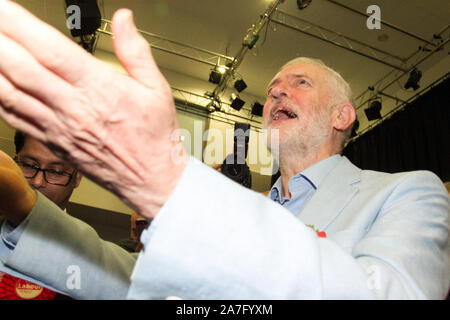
[{"xmin": 1, "ymin": 156, "xmax": 449, "ymax": 299}]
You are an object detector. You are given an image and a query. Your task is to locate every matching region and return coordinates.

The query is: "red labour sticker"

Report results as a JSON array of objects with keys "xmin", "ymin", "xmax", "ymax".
[{"xmin": 0, "ymin": 271, "xmax": 58, "ymax": 300}]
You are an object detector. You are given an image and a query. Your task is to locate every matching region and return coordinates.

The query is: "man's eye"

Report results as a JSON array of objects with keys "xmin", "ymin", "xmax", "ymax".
[
  {"xmin": 47, "ymin": 169, "xmax": 65, "ymax": 176},
  {"xmin": 22, "ymin": 162, "xmax": 37, "ymax": 169},
  {"xmin": 298, "ymin": 79, "xmax": 309, "ymax": 85}
]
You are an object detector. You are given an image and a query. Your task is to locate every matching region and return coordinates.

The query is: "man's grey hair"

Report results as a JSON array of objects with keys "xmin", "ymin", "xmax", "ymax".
[{"xmin": 280, "ymin": 57, "xmax": 356, "ymax": 150}]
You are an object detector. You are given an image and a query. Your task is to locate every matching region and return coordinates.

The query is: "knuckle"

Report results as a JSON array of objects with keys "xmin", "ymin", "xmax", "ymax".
[{"xmin": 0, "ymin": 86, "xmax": 20, "ymax": 109}]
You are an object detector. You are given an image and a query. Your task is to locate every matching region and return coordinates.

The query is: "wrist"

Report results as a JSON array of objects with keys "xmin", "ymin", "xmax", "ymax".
[{"xmin": 121, "ymin": 142, "xmax": 189, "ymax": 220}]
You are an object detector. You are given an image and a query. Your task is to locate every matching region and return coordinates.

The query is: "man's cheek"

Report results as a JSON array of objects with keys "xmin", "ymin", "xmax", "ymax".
[{"xmin": 262, "ymin": 107, "xmax": 271, "ymax": 126}]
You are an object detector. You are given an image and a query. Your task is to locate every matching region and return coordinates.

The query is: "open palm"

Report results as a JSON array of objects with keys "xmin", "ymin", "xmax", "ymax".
[{"xmin": 0, "ymin": 2, "xmax": 188, "ymax": 219}]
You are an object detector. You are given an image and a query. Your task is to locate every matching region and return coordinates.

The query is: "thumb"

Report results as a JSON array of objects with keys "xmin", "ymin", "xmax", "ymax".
[
  {"xmin": 111, "ymin": 9, "xmax": 164, "ymax": 88},
  {"xmin": 0, "ymin": 151, "xmax": 36, "ymax": 225},
  {"xmin": 0, "ymin": 150, "xmax": 18, "ymax": 171}
]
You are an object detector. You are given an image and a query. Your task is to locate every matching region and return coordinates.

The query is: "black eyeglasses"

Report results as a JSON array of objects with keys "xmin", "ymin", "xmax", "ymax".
[{"xmin": 15, "ymin": 157, "xmax": 77, "ymax": 187}]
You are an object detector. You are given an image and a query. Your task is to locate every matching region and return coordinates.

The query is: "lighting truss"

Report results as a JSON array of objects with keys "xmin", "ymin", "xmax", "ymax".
[
  {"xmin": 354, "ymin": 25, "xmax": 449, "ymax": 113},
  {"xmin": 346, "ymin": 72, "xmax": 449, "ymax": 146},
  {"xmin": 171, "ymin": 87, "xmax": 262, "ymax": 129},
  {"xmin": 97, "ymin": 19, "xmax": 234, "ymax": 68},
  {"xmin": 271, "ymin": 9, "xmax": 408, "ymax": 72}
]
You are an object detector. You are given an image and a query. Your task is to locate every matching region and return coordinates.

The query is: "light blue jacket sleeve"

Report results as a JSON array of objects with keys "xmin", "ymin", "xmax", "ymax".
[
  {"xmin": 0, "ymin": 214, "xmax": 68, "ymax": 294},
  {"xmin": 1, "ymin": 192, "xmax": 136, "ymax": 299},
  {"xmin": 127, "ymin": 157, "xmax": 449, "ymax": 299}
]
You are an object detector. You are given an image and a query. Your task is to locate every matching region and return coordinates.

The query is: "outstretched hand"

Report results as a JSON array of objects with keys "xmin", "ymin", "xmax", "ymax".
[
  {"xmin": 0, "ymin": 150, "xmax": 36, "ymax": 227},
  {"xmin": 0, "ymin": 1, "xmax": 188, "ymax": 219}
]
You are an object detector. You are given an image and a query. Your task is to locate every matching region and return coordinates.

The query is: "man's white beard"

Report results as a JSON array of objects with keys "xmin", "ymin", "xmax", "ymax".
[{"xmin": 264, "ymin": 117, "xmax": 331, "ymax": 170}]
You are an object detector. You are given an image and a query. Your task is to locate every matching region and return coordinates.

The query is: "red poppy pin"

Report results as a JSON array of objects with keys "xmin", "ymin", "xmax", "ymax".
[{"xmin": 306, "ymin": 225, "xmax": 327, "ymax": 238}]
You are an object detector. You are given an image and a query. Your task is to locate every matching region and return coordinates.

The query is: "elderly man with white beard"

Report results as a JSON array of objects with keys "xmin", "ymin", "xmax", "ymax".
[{"xmin": 0, "ymin": 1, "xmax": 448, "ymax": 299}]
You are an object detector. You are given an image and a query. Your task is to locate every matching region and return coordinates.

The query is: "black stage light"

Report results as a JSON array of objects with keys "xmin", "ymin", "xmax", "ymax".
[
  {"xmin": 251, "ymin": 102, "xmax": 264, "ymax": 116},
  {"xmin": 65, "ymin": 0, "xmax": 101, "ymax": 37},
  {"xmin": 206, "ymin": 100, "xmax": 220, "ymax": 113},
  {"xmin": 404, "ymin": 68, "xmax": 422, "ymax": 91},
  {"xmin": 297, "ymin": 0, "xmax": 312, "ymax": 10},
  {"xmin": 350, "ymin": 118, "xmax": 360, "ymax": 138},
  {"xmin": 209, "ymin": 70, "xmax": 222, "ymax": 84},
  {"xmin": 234, "ymin": 79, "xmax": 247, "ymax": 93},
  {"xmin": 230, "ymin": 97, "xmax": 246, "ymax": 111},
  {"xmin": 364, "ymin": 99, "xmax": 382, "ymax": 121}
]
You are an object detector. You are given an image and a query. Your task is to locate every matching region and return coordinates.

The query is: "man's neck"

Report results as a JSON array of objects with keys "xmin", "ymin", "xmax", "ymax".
[
  {"xmin": 278, "ymin": 148, "xmax": 337, "ymax": 199},
  {"xmin": 58, "ymin": 200, "xmax": 68, "ymax": 211}
]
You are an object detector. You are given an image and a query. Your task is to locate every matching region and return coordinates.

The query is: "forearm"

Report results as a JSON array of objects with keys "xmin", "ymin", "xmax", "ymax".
[{"xmin": 127, "ymin": 157, "xmax": 372, "ymax": 299}]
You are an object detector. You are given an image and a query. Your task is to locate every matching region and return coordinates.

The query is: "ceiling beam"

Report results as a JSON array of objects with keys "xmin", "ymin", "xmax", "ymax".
[
  {"xmin": 97, "ymin": 19, "xmax": 234, "ymax": 69},
  {"xmin": 355, "ymin": 26, "xmax": 449, "ymax": 111},
  {"xmin": 271, "ymin": 9, "xmax": 408, "ymax": 72},
  {"xmin": 326, "ymin": 0, "xmax": 437, "ymax": 47}
]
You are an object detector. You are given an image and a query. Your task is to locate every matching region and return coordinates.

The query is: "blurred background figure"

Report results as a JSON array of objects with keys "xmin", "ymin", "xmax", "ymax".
[
  {"xmin": 444, "ymin": 182, "xmax": 450, "ymax": 196},
  {"xmin": 118, "ymin": 211, "xmax": 150, "ymax": 253}
]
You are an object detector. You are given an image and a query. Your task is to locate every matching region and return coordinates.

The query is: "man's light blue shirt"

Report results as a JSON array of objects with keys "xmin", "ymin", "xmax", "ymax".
[{"xmin": 270, "ymin": 154, "xmax": 342, "ymax": 217}]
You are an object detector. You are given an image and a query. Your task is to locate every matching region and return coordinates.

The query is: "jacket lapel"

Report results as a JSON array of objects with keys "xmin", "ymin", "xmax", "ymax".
[{"xmin": 298, "ymin": 156, "xmax": 361, "ymax": 231}]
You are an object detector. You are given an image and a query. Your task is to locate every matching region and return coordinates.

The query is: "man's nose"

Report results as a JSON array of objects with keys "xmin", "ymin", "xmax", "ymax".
[
  {"xmin": 269, "ymin": 82, "xmax": 289, "ymax": 99},
  {"xmin": 29, "ymin": 171, "xmax": 46, "ymax": 188}
]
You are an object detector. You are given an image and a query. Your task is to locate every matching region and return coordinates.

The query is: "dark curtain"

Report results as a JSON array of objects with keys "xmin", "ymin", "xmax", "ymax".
[{"xmin": 343, "ymin": 76, "xmax": 450, "ymax": 182}]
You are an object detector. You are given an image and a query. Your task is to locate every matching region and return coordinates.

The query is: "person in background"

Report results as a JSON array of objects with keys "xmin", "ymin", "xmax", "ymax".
[
  {"xmin": 0, "ymin": 131, "xmax": 82, "ymax": 300},
  {"xmin": 118, "ymin": 211, "xmax": 149, "ymax": 253},
  {"xmin": 444, "ymin": 182, "xmax": 450, "ymax": 196}
]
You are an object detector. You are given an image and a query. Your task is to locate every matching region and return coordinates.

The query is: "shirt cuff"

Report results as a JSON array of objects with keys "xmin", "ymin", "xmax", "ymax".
[{"xmin": 139, "ymin": 156, "xmax": 201, "ymax": 246}]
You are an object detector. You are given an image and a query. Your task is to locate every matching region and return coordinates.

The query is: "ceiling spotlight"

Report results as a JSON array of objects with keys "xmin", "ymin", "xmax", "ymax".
[
  {"xmin": 350, "ymin": 118, "xmax": 360, "ymax": 138},
  {"xmin": 234, "ymin": 79, "xmax": 247, "ymax": 93},
  {"xmin": 230, "ymin": 97, "xmax": 246, "ymax": 111},
  {"xmin": 206, "ymin": 100, "xmax": 220, "ymax": 113},
  {"xmin": 297, "ymin": 0, "xmax": 312, "ymax": 10},
  {"xmin": 218, "ymin": 66, "xmax": 226, "ymax": 74},
  {"xmin": 209, "ymin": 69, "xmax": 222, "ymax": 84},
  {"xmin": 364, "ymin": 98, "xmax": 382, "ymax": 121},
  {"xmin": 404, "ymin": 68, "xmax": 422, "ymax": 91},
  {"xmin": 251, "ymin": 102, "xmax": 264, "ymax": 116},
  {"xmin": 65, "ymin": 0, "xmax": 101, "ymax": 37},
  {"xmin": 65, "ymin": 0, "xmax": 101, "ymax": 53},
  {"xmin": 206, "ymin": 103, "xmax": 216, "ymax": 113}
]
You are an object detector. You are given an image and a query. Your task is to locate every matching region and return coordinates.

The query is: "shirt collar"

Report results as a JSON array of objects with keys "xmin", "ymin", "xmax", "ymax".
[{"xmin": 270, "ymin": 154, "xmax": 342, "ymax": 202}]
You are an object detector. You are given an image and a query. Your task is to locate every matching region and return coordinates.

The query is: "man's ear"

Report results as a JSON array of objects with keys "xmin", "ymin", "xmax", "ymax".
[
  {"xmin": 74, "ymin": 172, "xmax": 83, "ymax": 188},
  {"xmin": 333, "ymin": 103, "xmax": 356, "ymax": 132}
]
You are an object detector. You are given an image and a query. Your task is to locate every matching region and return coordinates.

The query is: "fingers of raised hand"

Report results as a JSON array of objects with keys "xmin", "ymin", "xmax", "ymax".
[
  {"xmin": 0, "ymin": 71, "xmax": 60, "ymax": 143},
  {"xmin": 111, "ymin": 9, "xmax": 168, "ymax": 90},
  {"xmin": 0, "ymin": 32, "xmax": 82, "ymax": 114}
]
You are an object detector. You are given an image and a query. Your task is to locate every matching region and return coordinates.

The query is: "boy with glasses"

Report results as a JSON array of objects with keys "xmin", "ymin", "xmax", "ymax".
[
  {"xmin": 0, "ymin": 131, "xmax": 81, "ymax": 300},
  {"xmin": 13, "ymin": 131, "xmax": 82, "ymax": 210}
]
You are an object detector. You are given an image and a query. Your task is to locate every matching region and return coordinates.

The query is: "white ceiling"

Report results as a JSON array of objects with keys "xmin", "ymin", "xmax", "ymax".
[{"xmin": 12, "ymin": 0, "xmax": 450, "ymax": 135}]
